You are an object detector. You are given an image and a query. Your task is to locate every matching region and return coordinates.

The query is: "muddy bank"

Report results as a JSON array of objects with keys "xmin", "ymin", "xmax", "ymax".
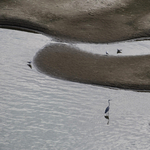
[
  {"xmin": 1, "ymin": 0, "xmax": 150, "ymax": 43},
  {"xmin": 1, "ymin": 0, "xmax": 150, "ymax": 90},
  {"xmin": 34, "ymin": 44, "xmax": 150, "ymax": 91}
]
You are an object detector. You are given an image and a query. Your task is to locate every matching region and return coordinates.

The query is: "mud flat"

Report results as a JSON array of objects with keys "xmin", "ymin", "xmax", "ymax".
[
  {"xmin": 34, "ymin": 44, "xmax": 150, "ymax": 91},
  {"xmin": 1, "ymin": 0, "xmax": 150, "ymax": 43},
  {"xmin": 1, "ymin": 0, "xmax": 150, "ymax": 90}
]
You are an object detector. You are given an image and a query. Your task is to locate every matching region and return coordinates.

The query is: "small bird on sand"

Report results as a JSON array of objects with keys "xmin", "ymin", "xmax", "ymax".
[
  {"xmin": 27, "ymin": 61, "xmax": 32, "ymax": 69},
  {"xmin": 106, "ymin": 51, "xmax": 109, "ymax": 55},
  {"xmin": 117, "ymin": 49, "xmax": 122, "ymax": 54}
]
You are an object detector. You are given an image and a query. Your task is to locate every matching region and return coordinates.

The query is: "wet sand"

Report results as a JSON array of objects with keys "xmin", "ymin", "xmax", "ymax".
[
  {"xmin": 1, "ymin": 0, "xmax": 150, "ymax": 43},
  {"xmin": 1, "ymin": 0, "xmax": 150, "ymax": 90},
  {"xmin": 34, "ymin": 44, "xmax": 150, "ymax": 91}
]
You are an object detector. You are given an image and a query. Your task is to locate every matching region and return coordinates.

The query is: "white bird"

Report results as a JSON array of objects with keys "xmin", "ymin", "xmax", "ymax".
[{"xmin": 106, "ymin": 51, "xmax": 109, "ymax": 55}]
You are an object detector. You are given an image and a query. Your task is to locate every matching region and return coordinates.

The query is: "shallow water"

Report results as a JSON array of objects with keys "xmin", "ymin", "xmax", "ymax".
[
  {"xmin": 1, "ymin": 28, "xmax": 150, "ymax": 150},
  {"xmin": 75, "ymin": 38, "xmax": 150, "ymax": 56}
]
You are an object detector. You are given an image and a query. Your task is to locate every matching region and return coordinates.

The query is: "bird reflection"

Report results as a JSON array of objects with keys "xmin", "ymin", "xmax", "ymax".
[
  {"xmin": 104, "ymin": 115, "xmax": 109, "ymax": 125},
  {"xmin": 27, "ymin": 61, "xmax": 32, "ymax": 69}
]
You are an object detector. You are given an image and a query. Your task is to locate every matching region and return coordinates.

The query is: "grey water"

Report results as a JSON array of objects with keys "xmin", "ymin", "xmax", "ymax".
[{"xmin": 1, "ymin": 28, "xmax": 150, "ymax": 150}]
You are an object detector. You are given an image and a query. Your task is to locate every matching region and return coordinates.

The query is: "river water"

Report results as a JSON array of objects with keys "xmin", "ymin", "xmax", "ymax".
[{"xmin": 1, "ymin": 28, "xmax": 150, "ymax": 150}]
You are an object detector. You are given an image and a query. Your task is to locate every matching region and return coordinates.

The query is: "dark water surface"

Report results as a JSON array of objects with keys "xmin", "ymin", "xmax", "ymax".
[{"xmin": 1, "ymin": 28, "xmax": 150, "ymax": 150}]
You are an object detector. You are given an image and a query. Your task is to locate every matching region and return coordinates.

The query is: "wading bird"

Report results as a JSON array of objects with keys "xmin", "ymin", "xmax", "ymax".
[
  {"xmin": 27, "ymin": 61, "xmax": 32, "ymax": 69},
  {"xmin": 104, "ymin": 99, "xmax": 111, "ymax": 114}
]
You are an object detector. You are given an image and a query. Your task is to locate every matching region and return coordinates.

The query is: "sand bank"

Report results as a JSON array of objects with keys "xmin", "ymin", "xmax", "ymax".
[
  {"xmin": 1, "ymin": 0, "xmax": 150, "ymax": 43},
  {"xmin": 1, "ymin": 0, "xmax": 150, "ymax": 90},
  {"xmin": 34, "ymin": 44, "xmax": 150, "ymax": 91}
]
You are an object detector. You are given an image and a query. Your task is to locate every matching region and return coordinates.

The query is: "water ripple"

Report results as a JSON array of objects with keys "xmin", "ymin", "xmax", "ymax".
[{"xmin": 1, "ymin": 28, "xmax": 150, "ymax": 150}]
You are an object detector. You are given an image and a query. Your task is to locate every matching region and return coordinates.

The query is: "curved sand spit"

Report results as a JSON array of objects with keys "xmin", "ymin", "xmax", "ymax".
[
  {"xmin": 34, "ymin": 44, "xmax": 150, "ymax": 91},
  {"xmin": 1, "ymin": 0, "xmax": 150, "ymax": 90}
]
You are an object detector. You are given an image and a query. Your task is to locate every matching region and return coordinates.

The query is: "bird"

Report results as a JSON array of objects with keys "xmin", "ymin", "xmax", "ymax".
[
  {"xmin": 117, "ymin": 49, "xmax": 122, "ymax": 54},
  {"xmin": 27, "ymin": 61, "xmax": 32, "ymax": 69},
  {"xmin": 106, "ymin": 51, "xmax": 109, "ymax": 55},
  {"xmin": 104, "ymin": 99, "xmax": 111, "ymax": 114}
]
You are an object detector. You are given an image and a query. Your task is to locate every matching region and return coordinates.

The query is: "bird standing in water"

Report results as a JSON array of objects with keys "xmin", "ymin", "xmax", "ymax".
[
  {"xmin": 104, "ymin": 99, "xmax": 111, "ymax": 114},
  {"xmin": 27, "ymin": 61, "xmax": 32, "ymax": 69}
]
